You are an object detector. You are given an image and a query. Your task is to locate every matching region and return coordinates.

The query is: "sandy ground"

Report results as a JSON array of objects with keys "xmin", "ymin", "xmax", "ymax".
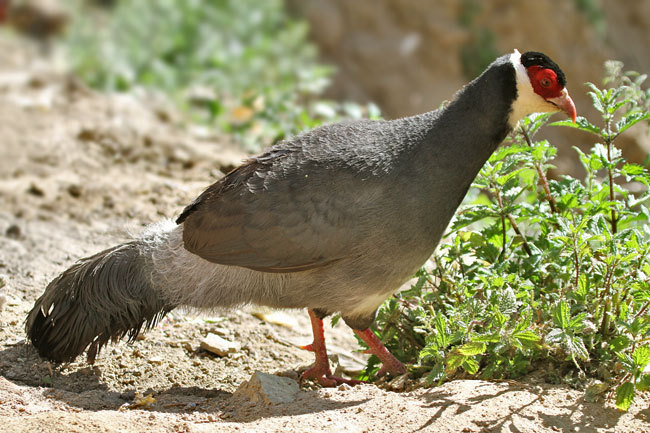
[{"xmin": 1, "ymin": 35, "xmax": 649, "ymax": 433}]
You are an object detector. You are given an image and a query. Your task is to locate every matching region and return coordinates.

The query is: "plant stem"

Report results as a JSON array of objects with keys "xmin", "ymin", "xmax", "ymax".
[
  {"xmin": 635, "ymin": 301, "xmax": 650, "ymax": 319},
  {"xmin": 606, "ymin": 138, "xmax": 617, "ymax": 234},
  {"xmin": 569, "ymin": 212, "xmax": 581, "ymax": 295},
  {"xmin": 600, "ymin": 299, "xmax": 611, "ymax": 339},
  {"xmin": 573, "ymin": 235, "xmax": 580, "ymax": 292},
  {"xmin": 521, "ymin": 127, "xmax": 558, "ymax": 213},
  {"xmin": 493, "ymin": 185, "xmax": 508, "ymax": 260},
  {"xmin": 507, "ymin": 214, "xmax": 533, "ymax": 256},
  {"xmin": 603, "ymin": 105, "xmax": 618, "ymax": 234}
]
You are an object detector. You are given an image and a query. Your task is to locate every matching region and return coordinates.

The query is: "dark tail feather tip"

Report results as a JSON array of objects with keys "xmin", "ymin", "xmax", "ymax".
[{"xmin": 25, "ymin": 242, "xmax": 175, "ymax": 363}]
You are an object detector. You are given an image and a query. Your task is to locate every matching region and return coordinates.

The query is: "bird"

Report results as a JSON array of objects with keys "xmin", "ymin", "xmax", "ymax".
[{"xmin": 26, "ymin": 49, "xmax": 576, "ymax": 386}]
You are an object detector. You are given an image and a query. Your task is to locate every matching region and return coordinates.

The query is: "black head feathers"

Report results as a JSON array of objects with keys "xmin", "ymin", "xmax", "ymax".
[{"xmin": 521, "ymin": 51, "xmax": 567, "ymax": 88}]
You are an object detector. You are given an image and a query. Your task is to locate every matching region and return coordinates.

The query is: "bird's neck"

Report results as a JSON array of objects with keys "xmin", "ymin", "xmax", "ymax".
[
  {"xmin": 422, "ymin": 60, "xmax": 516, "ymax": 176},
  {"xmin": 410, "ymin": 60, "xmax": 517, "ymax": 222},
  {"xmin": 444, "ymin": 63, "xmax": 514, "ymax": 161}
]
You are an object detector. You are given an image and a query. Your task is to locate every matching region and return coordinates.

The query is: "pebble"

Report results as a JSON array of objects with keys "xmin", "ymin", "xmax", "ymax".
[
  {"xmin": 0, "ymin": 274, "xmax": 9, "ymax": 311},
  {"xmin": 5, "ymin": 224, "xmax": 21, "ymax": 239},
  {"xmin": 200, "ymin": 333, "xmax": 241, "ymax": 357}
]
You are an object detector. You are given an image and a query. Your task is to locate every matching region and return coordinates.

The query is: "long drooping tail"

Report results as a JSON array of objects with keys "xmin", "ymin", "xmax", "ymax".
[
  {"xmin": 26, "ymin": 220, "xmax": 291, "ymax": 363},
  {"xmin": 25, "ymin": 226, "xmax": 180, "ymax": 363}
]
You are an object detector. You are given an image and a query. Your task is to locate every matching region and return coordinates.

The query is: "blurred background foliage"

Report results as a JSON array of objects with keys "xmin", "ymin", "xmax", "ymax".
[{"xmin": 61, "ymin": 0, "xmax": 379, "ymax": 151}]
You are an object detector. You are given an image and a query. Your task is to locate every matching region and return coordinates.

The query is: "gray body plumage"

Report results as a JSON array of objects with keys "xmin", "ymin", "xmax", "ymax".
[{"xmin": 26, "ymin": 55, "xmax": 518, "ymax": 362}]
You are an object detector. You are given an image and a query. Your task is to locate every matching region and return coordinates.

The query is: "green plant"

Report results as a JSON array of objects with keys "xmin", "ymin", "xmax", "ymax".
[
  {"xmin": 367, "ymin": 65, "xmax": 650, "ymax": 411},
  {"xmin": 63, "ymin": 0, "xmax": 379, "ymax": 151}
]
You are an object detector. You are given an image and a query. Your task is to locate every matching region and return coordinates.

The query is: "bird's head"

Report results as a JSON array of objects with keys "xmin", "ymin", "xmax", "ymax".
[{"xmin": 508, "ymin": 49, "xmax": 577, "ymax": 127}]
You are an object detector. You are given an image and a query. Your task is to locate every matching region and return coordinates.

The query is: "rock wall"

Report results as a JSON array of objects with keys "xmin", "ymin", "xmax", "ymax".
[{"xmin": 288, "ymin": 0, "xmax": 650, "ymax": 174}]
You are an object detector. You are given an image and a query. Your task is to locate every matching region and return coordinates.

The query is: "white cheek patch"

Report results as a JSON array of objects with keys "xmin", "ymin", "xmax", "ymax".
[{"xmin": 508, "ymin": 49, "xmax": 560, "ymax": 127}]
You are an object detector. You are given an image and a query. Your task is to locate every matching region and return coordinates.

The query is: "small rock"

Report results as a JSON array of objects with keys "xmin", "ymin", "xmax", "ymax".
[
  {"xmin": 77, "ymin": 128, "xmax": 100, "ymax": 141},
  {"xmin": 5, "ymin": 224, "xmax": 21, "ymax": 239},
  {"xmin": 148, "ymin": 356, "xmax": 164, "ymax": 365},
  {"xmin": 388, "ymin": 373, "xmax": 410, "ymax": 391},
  {"xmin": 0, "ymin": 274, "xmax": 9, "ymax": 311},
  {"xmin": 182, "ymin": 341, "xmax": 196, "ymax": 352},
  {"xmin": 67, "ymin": 184, "xmax": 82, "ymax": 198},
  {"xmin": 233, "ymin": 371, "xmax": 299, "ymax": 405},
  {"xmin": 200, "ymin": 333, "xmax": 241, "ymax": 357},
  {"xmin": 27, "ymin": 183, "xmax": 45, "ymax": 197}
]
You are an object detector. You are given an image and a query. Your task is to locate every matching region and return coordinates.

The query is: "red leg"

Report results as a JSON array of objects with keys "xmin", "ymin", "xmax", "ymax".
[
  {"xmin": 300, "ymin": 309, "xmax": 362, "ymax": 387},
  {"xmin": 354, "ymin": 328, "xmax": 406, "ymax": 377}
]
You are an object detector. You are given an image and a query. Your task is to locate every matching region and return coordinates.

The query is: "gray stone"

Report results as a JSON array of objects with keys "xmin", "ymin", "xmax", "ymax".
[{"xmin": 233, "ymin": 371, "xmax": 299, "ymax": 405}]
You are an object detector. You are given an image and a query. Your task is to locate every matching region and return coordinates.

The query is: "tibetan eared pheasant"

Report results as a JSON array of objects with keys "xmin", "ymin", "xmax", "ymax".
[{"xmin": 26, "ymin": 49, "xmax": 576, "ymax": 386}]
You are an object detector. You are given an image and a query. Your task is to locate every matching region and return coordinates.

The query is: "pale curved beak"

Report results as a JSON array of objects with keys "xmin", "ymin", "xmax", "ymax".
[{"xmin": 547, "ymin": 88, "xmax": 577, "ymax": 123}]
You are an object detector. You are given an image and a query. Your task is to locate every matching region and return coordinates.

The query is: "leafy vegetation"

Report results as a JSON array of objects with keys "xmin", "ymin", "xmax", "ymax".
[
  {"xmin": 63, "ymin": 0, "xmax": 379, "ymax": 151},
  {"xmin": 367, "ymin": 64, "xmax": 650, "ymax": 411}
]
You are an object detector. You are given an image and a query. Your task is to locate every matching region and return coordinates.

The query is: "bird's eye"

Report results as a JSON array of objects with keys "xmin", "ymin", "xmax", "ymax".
[{"xmin": 540, "ymin": 78, "xmax": 551, "ymax": 88}]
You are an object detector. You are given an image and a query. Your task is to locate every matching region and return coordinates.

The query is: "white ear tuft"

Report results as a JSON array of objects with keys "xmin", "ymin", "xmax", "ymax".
[{"xmin": 508, "ymin": 49, "xmax": 560, "ymax": 127}]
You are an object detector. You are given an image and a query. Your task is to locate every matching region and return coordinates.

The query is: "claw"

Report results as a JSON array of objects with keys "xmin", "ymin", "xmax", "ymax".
[
  {"xmin": 300, "ymin": 367, "xmax": 363, "ymax": 387},
  {"xmin": 300, "ymin": 309, "xmax": 363, "ymax": 387}
]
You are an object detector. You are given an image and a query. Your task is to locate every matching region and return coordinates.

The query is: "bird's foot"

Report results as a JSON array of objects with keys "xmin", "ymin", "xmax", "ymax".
[
  {"xmin": 300, "ymin": 365, "xmax": 363, "ymax": 387},
  {"xmin": 376, "ymin": 361, "xmax": 406, "ymax": 377},
  {"xmin": 299, "ymin": 341, "xmax": 363, "ymax": 386},
  {"xmin": 300, "ymin": 309, "xmax": 364, "ymax": 387},
  {"xmin": 355, "ymin": 328, "xmax": 406, "ymax": 377}
]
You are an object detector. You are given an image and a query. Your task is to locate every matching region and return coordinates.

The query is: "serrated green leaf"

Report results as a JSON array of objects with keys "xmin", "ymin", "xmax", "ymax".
[
  {"xmin": 472, "ymin": 333, "xmax": 501, "ymax": 343},
  {"xmin": 446, "ymin": 351, "xmax": 465, "ymax": 374},
  {"xmin": 608, "ymin": 99, "xmax": 629, "ymax": 114},
  {"xmin": 419, "ymin": 344, "xmax": 440, "ymax": 361},
  {"xmin": 458, "ymin": 341, "xmax": 487, "ymax": 356},
  {"xmin": 462, "ymin": 357, "xmax": 480, "ymax": 375},
  {"xmin": 616, "ymin": 111, "xmax": 650, "ymax": 135},
  {"xmin": 585, "ymin": 82, "xmax": 603, "ymax": 99},
  {"xmin": 551, "ymin": 117, "xmax": 601, "ymax": 135},
  {"xmin": 552, "ymin": 301, "xmax": 570, "ymax": 329},
  {"xmin": 513, "ymin": 330, "xmax": 540, "ymax": 342},
  {"xmin": 615, "ymin": 381, "xmax": 635, "ymax": 411},
  {"xmin": 569, "ymin": 313, "xmax": 587, "ymax": 331},
  {"xmin": 617, "ymin": 352, "xmax": 636, "ymax": 371},
  {"xmin": 588, "ymin": 91, "xmax": 605, "ymax": 113},
  {"xmin": 633, "ymin": 345, "xmax": 650, "ymax": 370},
  {"xmin": 622, "ymin": 163, "xmax": 646, "ymax": 177},
  {"xmin": 434, "ymin": 313, "xmax": 448, "ymax": 348},
  {"xmin": 568, "ymin": 335, "xmax": 589, "ymax": 361}
]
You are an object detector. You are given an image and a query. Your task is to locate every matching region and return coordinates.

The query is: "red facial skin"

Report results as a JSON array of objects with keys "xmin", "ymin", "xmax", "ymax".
[
  {"xmin": 526, "ymin": 65, "xmax": 577, "ymax": 123},
  {"xmin": 526, "ymin": 65, "xmax": 563, "ymax": 99}
]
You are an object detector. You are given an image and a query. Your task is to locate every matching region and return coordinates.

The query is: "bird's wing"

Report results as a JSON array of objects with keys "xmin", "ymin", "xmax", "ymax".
[{"xmin": 176, "ymin": 150, "xmax": 375, "ymax": 273}]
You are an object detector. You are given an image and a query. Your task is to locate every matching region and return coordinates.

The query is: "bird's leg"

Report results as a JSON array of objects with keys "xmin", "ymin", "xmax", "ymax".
[
  {"xmin": 354, "ymin": 329, "xmax": 406, "ymax": 377},
  {"xmin": 300, "ymin": 309, "xmax": 362, "ymax": 387}
]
